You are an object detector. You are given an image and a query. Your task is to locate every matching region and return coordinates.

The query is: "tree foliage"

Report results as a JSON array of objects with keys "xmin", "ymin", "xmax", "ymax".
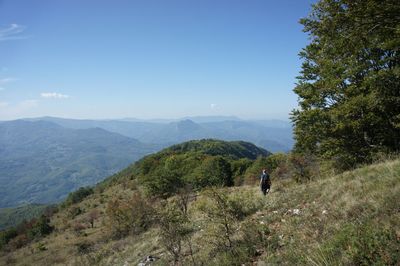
[
  {"xmin": 62, "ymin": 187, "xmax": 94, "ymax": 208},
  {"xmin": 136, "ymin": 139, "xmax": 269, "ymax": 197},
  {"xmin": 292, "ymin": 0, "xmax": 400, "ymax": 169}
]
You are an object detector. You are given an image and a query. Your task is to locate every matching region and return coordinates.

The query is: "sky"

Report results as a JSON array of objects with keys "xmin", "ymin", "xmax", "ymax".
[{"xmin": 0, "ymin": 0, "xmax": 315, "ymax": 121}]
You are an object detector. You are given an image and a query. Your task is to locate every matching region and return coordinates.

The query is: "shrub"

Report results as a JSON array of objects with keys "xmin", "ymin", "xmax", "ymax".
[
  {"xmin": 63, "ymin": 187, "xmax": 94, "ymax": 208},
  {"xmin": 231, "ymin": 158, "xmax": 253, "ymax": 186},
  {"xmin": 72, "ymin": 221, "xmax": 87, "ymax": 236},
  {"xmin": 75, "ymin": 240, "xmax": 93, "ymax": 255},
  {"xmin": 36, "ymin": 242, "xmax": 47, "ymax": 251},
  {"xmin": 157, "ymin": 200, "xmax": 195, "ymax": 264},
  {"xmin": 243, "ymin": 156, "xmax": 269, "ymax": 185},
  {"xmin": 86, "ymin": 210, "xmax": 100, "ymax": 228},
  {"xmin": 0, "ymin": 228, "xmax": 17, "ymax": 250},
  {"xmin": 195, "ymin": 189, "xmax": 269, "ymax": 265},
  {"xmin": 288, "ymin": 153, "xmax": 319, "ymax": 183},
  {"xmin": 195, "ymin": 189, "xmax": 241, "ymax": 254},
  {"xmin": 27, "ymin": 215, "xmax": 54, "ymax": 239},
  {"xmin": 68, "ymin": 206, "xmax": 83, "ymax": 218},
  {"xmin": 191, "ymin": 156, "xmax": 233, "ymax": 189},
  {"xmin": 106, "ymin": 192, "xmax": 154, "ymax": 238},
  {"xmin": 9, "ymin": 234, "xmax": 29, "ymax": 250}
]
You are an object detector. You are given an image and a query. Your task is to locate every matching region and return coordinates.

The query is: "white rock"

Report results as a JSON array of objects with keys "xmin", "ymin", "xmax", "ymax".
[{"xmin": 293, "ymin": 209, "xmax": 300, "ymax": 215}]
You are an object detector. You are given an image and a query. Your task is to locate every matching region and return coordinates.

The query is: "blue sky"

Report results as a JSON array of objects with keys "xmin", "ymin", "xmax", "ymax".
[{"xmin": 0, "ymin": 0, "xmax": 315, "ymax": 120}]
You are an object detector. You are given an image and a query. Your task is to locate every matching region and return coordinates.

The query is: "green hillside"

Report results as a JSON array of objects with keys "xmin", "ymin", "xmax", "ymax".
[
  {"xmin": 102, "ymin": 139, "xmax": 271, "ymax": 198},
  {"xmin": 0, "ymin": 146, "xmax": 398, "ymax": 265},
  {"xmin": 0, "ymin": 204, "xmax": 52, "ymax": 231},
  {"xmin": 0, "ymin": 120, "xmax": 160, "ymax": 208}
]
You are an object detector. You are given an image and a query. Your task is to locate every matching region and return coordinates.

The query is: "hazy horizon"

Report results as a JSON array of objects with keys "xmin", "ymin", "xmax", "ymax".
[{"xmin": 0, "ymin": 114, "xmax": 292, "ymax": 123}]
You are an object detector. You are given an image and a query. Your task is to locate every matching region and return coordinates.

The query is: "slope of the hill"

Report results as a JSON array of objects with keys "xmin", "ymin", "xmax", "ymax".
[
  {"xmin": 101, "ymin": 139, "xmax": 271, "ymax": 197},
  {"xmin": 0, "ymin": 120, "xmax": 160, "ymax": 208},
  {"xmin": 1, "ymin": 158, "xmax": 399, "ymax": 265},
  {"xmin": 0, "ymin": 204, "xmax": 51, "ymax": 230}
]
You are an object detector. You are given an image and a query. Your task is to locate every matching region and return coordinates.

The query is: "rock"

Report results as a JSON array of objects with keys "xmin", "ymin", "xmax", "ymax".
[{"xmin": 138, "ymin": 255, "xmax": 159, "ymax": 265}]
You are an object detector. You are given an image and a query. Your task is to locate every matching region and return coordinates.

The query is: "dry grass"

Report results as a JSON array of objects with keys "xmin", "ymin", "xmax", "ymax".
[{"xmin": 1, "ymin": 159, "xmax": 399, "ymax": 265}]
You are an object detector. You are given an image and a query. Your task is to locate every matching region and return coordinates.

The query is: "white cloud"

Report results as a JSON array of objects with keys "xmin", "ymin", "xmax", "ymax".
[
  {"xmin": 0, "ymin": 77, "xmax": 17, "ymax": 84},
  {"xmin": 0, "ymin": 102, "xmax": 9, "ymax": 108},
  {"xmin": 0, "ymin": 24, "xmax": 28, "ymax": 41},
  {"xmin": 210, "ymin": 103, "xmax": 218, "ymax": 110},
  {"xmin": 40, "ymin": 92, "xmax": 70, "ymax": 99}
]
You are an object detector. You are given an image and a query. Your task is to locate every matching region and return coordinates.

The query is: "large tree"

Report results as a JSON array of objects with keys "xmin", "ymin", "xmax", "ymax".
[{"xmin": 291, "ymin": 0, "xmax": 400, "ymax": 169}]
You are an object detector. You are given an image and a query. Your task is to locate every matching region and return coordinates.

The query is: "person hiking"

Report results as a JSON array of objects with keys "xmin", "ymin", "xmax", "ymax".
[{"xmin": 260, "ymin": 169, "xmax": 271, "ymax": 195}]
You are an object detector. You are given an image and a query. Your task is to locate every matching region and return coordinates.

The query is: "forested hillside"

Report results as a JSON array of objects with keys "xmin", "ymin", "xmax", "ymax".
[
  {"xmin": 0, "ymin": 120, "xmax": 159, "ymax": 207},
  {"xmin": 0, "ymin": 144, "xmax": 398, "ymax": 265}
]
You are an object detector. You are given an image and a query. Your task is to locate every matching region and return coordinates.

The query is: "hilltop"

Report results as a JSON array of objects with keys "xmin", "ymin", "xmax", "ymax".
[
  {"xmin": 0, "ymin": 140, "xmax": 398, "ymax": 265},
  {"xmin": 102, "ymin": 139, "xmax": 271, "ymax": 197}
]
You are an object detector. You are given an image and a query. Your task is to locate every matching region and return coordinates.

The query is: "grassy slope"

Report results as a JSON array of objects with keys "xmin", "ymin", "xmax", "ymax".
[{"xmin": 1, "ymin": 159, "xmax": 399, "ymax": 265}]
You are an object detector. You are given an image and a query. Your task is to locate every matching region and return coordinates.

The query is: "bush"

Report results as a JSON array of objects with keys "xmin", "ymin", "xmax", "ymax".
[
  {"xmin": 157, "ymin": 200, "xmax": 194, "ymax": 264},
  {"xmin": 9, "ymin": 234, "xmax": 29, "ymax": 250},
  {"xmin": 106, "ymin": 192, "xmax": 154, "ymax": 238},
  {"xmin": 0, "ymin": 228, "xmax": 18, "ymax": 250},
  {"xmin": 68, "ymin": 206, "xmax": 83, "ymax": 218},
  {"xmin": 75, "ymin": 240, "xmax": 93, "ymax": 255},
  {"xmin": 194, "ymin": 189, "xmax": 269, "ymax": 265},
  {"xmin": 288, "ymin": 153, "xmax": 319, "ymax": 183},
  {"xmin": 231, "ymin": 158, "xmax": 253, "ymax": 186},
  {"xmin": 191, "ymin": 156, "xmax": 233, "ymax": 189},
  {"xmin": 72, "ymin": 221, "xmax": 87, "ymax": 236},
  {"xmin": 0, "ymin": 215, "xmax": 53, "ymax": 251},
  {"xmin": 63, "ymin": 187, "xmax": 94, "ymax": 208},
  {"xmin": 242, "ymin": 157, "xmax": 267, "ymax": 185},
  {"xmin": 27, "ymin": 215, "xmax": 54, "ymax": 239}
]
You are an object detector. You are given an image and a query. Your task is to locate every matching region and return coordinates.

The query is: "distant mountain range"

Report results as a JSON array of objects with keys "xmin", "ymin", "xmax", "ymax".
[
  {"xmin": 0, "ymin": 120, "xmax": 159, "ymax": 208},
  {"xmin": 0, "ymin": 116, "xmax": 293, "ymax": 208},
  {"xmin": 25, "ymin": 116, "xmax": 294, "ymax": 152}
]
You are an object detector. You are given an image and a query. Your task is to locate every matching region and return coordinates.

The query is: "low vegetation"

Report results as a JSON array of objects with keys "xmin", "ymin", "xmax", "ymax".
[
  {"xmin": 0, "ymin": 204, "xmax": 52, "ymax": 231},
  {"xmin": 0, "ymin": 138, "xmax": 398, "ymax": 265}
]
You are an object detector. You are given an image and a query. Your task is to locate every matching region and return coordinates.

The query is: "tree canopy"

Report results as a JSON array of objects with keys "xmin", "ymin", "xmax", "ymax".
[{"xmin": 291, "ymin": 0, "xmax": 400, "ymax": 168}]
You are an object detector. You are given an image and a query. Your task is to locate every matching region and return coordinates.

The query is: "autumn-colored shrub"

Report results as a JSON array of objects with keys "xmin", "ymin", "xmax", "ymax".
[{"xmin": 106, "ymin": 192, "xmax": 154, "ymax": 238}]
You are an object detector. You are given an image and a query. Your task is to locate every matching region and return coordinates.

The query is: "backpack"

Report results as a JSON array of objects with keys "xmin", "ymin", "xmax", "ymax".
[{"xmin": 261, "ymin": 173, "xmax": 271, "ymax": 186}]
